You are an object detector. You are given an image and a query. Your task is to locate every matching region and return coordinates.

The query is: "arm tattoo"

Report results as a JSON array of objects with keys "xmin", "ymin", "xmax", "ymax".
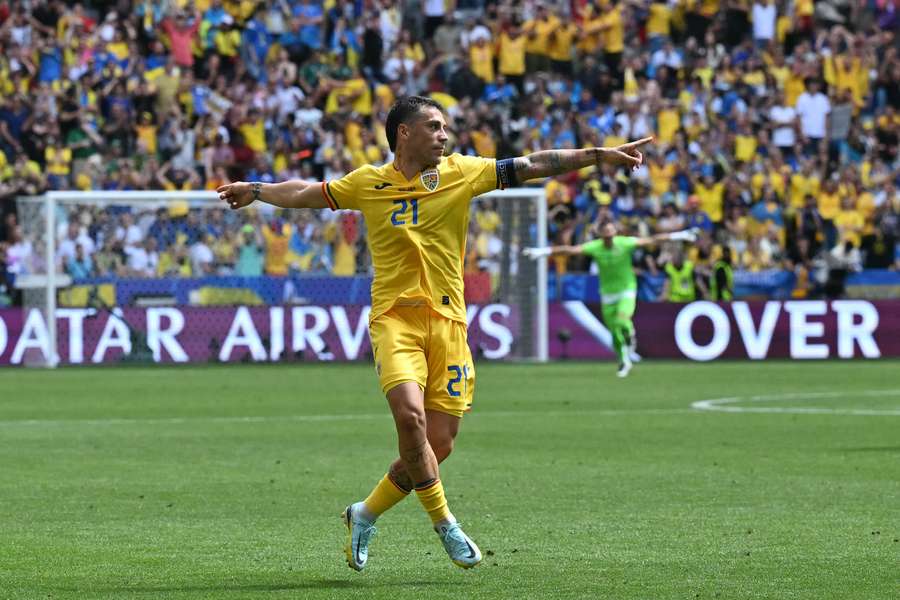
[
  {"xmin": 513, "ymin": 148, "xmax": 596, "ymax": 182},
  {"xmin": 548, "ymin": 151, "xmax": 562, "ymax": 172}
]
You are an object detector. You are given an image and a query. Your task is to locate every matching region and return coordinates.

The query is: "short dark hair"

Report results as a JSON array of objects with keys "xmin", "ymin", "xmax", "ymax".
[{"xmin": 385, "ymin": 95, "xmax": 445, "ymax": 152}]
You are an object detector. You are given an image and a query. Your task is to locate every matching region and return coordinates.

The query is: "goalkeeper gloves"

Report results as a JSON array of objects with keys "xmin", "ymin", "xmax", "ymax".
[
  {"xmin": 522, "ymin": 246, "xmax": 552, "ymax": 259},
  {"xmin": 669, "ymin": 228, "xmax": 700, "ymax": 242}
]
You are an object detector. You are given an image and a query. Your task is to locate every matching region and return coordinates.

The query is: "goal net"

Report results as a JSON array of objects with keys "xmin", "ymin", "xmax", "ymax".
[{"xmin": 8, "ymin": 188, "xmax": 547, "ymax": 367}]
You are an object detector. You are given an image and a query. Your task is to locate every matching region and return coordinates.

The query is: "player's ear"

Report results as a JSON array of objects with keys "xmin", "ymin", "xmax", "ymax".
[{"xmin": 397, "ymin": 122, "xmax": 409, "ymax": 143}]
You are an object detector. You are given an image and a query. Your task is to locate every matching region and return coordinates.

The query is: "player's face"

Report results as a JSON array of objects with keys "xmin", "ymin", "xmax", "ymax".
[
  {"xmin": 600, "ymin": 222, "xmax": 616, "ymax": 240},
  {"xmin": 406, "ymin": 107, "xmax": 449, "ymax": 167}
]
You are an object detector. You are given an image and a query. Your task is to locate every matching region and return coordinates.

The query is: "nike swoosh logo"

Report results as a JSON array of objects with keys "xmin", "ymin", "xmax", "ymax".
[
  {"xmin": 464, "ymin": 539, "xmax": 476, "ymax": 559},
  {"xmin": 374, "ymin": 182, "xmax": 392, "ymax": 190}
]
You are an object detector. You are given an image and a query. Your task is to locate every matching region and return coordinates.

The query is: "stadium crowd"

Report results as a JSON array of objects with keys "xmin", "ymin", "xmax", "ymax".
[{"xmin": 0, "ymin": 0, "xmax": 898, "ymax": 303}]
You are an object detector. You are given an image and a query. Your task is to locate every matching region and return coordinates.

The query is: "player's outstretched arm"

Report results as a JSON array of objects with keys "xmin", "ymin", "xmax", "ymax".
[
  {"xmin": 634, "ymin": 228, "xmax": 700, "ymax": 247},
  {"xmin": 522, "ymin": 244, "xmax": 583, "ymax": 259},
  {"xmin": 217, "ymin": 180, "xmax": 329, "ymax": 211},
  {"xmin": 511, "ymin": 137, "xmax": 653, "ymax": 183}
]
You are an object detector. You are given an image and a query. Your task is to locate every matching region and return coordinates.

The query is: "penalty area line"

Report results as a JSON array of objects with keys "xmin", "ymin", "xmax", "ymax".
[{"xmin": 691, "ymin": 389, "xmax": 900, "ymax": 416}]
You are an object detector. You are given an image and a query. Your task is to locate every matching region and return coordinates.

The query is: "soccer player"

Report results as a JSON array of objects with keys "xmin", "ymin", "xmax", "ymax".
[
  {"xmin": 524, "ymin": 220, "xmax": 696, "ymax": 377},
  {"xmin": 217, "ymin": 96, "xmax": 651, "ymax": 570}
]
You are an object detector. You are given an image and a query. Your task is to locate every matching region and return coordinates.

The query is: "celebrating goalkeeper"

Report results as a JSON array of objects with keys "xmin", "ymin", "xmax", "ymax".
[{"xmin": 525, "ymin": 221, "xmax": 697, "ymax": 377}]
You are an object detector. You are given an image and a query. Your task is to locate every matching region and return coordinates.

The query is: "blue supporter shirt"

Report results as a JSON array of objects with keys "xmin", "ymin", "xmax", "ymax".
[
  {"xmin": 39, "ymin": 47, "xmax": 63, "ymax": 82},
  {"xmin": 294, "ymin": 3, "xmax": 323, "ymax": 49}
]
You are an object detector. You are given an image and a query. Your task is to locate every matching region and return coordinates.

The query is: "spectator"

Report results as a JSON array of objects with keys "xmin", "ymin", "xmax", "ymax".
[
  {"xmin": 795, "ymin": 79, "xmax": 831, "ymax": 157},
  {"xmin": 235, "ymin": 224, "xmax": 264, "ymax": 277},
  {"xmin": 65, "ymin": 243, "xmax": 93, "ymax": 279}
]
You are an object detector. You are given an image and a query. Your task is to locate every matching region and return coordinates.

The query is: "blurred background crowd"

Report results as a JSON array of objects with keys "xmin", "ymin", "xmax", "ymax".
[{"xmin": 0, "ymin": 0, "xmax": 898, "ymax": 303}]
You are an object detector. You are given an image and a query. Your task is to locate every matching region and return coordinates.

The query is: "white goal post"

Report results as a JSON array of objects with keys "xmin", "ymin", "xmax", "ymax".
[{"xmin": 14, "ymin": 187, "xmax": 547, "ymax": 367}]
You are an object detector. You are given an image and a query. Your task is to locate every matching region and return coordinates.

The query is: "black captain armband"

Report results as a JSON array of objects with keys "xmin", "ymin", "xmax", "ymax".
[{"xmin": 496, "ymin": 158, "xmax": 518, "ymax": 189}]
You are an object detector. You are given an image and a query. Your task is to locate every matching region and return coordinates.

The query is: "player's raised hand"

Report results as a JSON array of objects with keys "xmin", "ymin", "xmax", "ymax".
[
  {"xmin": 669, "ymin": 227, "xmax": 700, "ymax": 242},
  {"xmin": 217, "ymin": 182, "xmax": 254, "ymax": 210},
  {"xmin": 606, "ymin": 137, "xmax": 653, "ymax": 170},
  {"xmin": 523, "ymin": 246, "xmax": 552, "ymax": 260}
]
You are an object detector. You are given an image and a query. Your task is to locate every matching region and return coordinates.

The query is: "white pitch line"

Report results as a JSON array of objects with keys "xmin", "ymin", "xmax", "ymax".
[
  {"xmin": 691, "ymin": 389, "xmax": 900, "ymax": 416},
  {"xmin": 0, "ymin": 408, "xmax": 693, "ymax": 428}
]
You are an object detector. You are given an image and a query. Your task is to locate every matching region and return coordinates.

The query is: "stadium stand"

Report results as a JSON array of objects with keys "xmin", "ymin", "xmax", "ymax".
[{"xmin": 0, "ymin": 0, "xmax": 897, "ymax": 307}]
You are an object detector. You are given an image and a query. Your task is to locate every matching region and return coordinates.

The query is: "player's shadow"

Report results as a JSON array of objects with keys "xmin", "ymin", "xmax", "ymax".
[{"xmin": 839, "ymin": 446, "xmax": 900, "ymax": 453}]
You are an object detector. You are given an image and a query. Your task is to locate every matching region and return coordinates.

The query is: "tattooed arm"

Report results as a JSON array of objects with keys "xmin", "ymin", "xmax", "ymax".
[{"xmin": 510, "ymin": 137, "xmax": 653, "ymax": 183}]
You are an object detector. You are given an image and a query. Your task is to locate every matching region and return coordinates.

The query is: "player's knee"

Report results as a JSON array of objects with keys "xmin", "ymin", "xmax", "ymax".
[{"xmin": 394, "ymin": 406, "xmax": 427, "ymax": 437}]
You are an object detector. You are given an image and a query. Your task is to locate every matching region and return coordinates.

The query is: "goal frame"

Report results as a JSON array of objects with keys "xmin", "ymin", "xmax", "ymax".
[{"xmin": 27, "ymin": 188, "xmax": 547, "ymax": 367}]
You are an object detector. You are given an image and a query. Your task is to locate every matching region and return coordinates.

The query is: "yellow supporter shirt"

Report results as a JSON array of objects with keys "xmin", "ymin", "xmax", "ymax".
[
  {"xmin": 548, "ymin": 23, "xmax": 577, "ymax": 62},
  {"xmin": 135, "ymin": 124, "xmax": 158, "ymax": 155},
  {"xmin": 471, "ymin": 129, "xmax": 496, "ymax": 158},
  {"xmin": 214, "ymin": 29, "xmax": 241, "ymax": 58},
  {"xmin": 790, "ymin": 173, "xmax": 820, "ymax": 208},
  {"xmin": 699, "ymin": 0, "xmax": 719, "ymax": 17},
  {"xmin": 693, "ymin": 65, "xmax": 714, "ymax": 89},
  {"xmin": 323, "ymin": 154, "xmax": 498, "ymax": 324},
  {"xmin": 545, "ymin": 178, "xmax": 571, "ymax": 206},
  {"xmin": 525, "ymin": 15, "xmax": 559, "ymax": 56},
  {"xmin": 657, "ymin": 107, "xmax": 680, "ymax": 145},
  {"xmin": 771, "ymin": 168, "xmax": 789, "ymax": 199},
  {"xmin": 734, "ymin": 134, "xmax": 757, "ymax": 163},
  {"xmin": 769, "ymin": 64, "xmax": 789, "ymax": 89},
  {"xmin": 345, "ymin": 120, "xmax": 363, "ymax": 151},
  {"xmin": 262, "ymin": 223, "xmax": 292, "ymax": 276},
  {"xmin": 646, "ymin": 3, "xmax": 671, "ymax": 36},
  {"xmin": 476, "ymin": 209, "xmax": 501, "ymax": 233},
  {"xmin": 46, "ymin": 147, "xmax": 72, "ymax": 176},
  {"xmin": 818, "ymin": 191, "xmax": 840, "ymax": 220},
  {"xmin": 603, "ymin": 134, "xmax": 626, "ymax": 148},
  {"xmin": 834, "ymin": 209, "xmax": 864, "ymax": 246},
  {"xmin": 649, "ymin": 162, "xmax": 676, "ymax": 197},
  {"xmin": 856, "ymin": 191, "xmax": 875, "ymax": 219},
  {"xmin": 332, "ymin": 235, "xmax": 357, "ymax": 276},
  {"xmin": 785, "ymin": 73, "xmax": 805, "ymax": 106},
  {"xmin": 374, "ymin": 83, "xmax": 395, "ymax": 110},
  {"xmin": 107, "ymin": 41, "xmax": 129, "ymax": 61},
  {"xmin": 601, "ymin": 6, "xmax": 624, "ymax": 53},
  {"xmin": 695, "ymin": 181, "xmax": 725, "ymax": 222},
  {"xmin": 239, "ymin": 118, "xmax": 266, "ymax": 153},
  {"xmin": 325, "ymin": 77, "xmax": 373, "ymax": 116},
  {"xmin": 403, "ymin": 42, "xmax": 425, "ymax": 63},
  {"xmin": 469, "ymin": 43, "xmax": 494, "ymax": 83},
  {"xmin": 579, "ymin": 14, "xmax": 604, "ymax": 53},
  {"xmin": 499, "ymin": 33, "xmax": 526, "ymax": 75}
]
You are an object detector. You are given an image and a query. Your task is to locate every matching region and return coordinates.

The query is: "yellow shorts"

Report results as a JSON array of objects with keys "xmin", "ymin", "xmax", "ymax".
[{"xmin": 369, "ymin": 305, "xmax": 475, "ymax": 417}]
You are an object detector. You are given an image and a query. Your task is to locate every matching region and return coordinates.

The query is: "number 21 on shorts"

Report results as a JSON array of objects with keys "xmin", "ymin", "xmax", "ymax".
[{"xmin": 446, "ymin": 364, "xmax": 468, "ymax": 397}]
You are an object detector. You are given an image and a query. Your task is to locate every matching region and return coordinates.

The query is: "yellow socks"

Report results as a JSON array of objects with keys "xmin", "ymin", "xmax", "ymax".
[
  {"xmin": 360, "ymin": 474, "xmax": 453, "ymax": 525},
  {"xmin": 414, "ymin": 479, "xmax": 452, "ymax": 525},
  {"xmin": 362, "ymin": 474, "xmax": 410, "ymax": 519}
]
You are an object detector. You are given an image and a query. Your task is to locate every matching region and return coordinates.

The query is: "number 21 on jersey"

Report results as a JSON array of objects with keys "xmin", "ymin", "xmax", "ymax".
[{"xmin": 391, "ymin": 199, "xmax": 419, "ymax": 226}]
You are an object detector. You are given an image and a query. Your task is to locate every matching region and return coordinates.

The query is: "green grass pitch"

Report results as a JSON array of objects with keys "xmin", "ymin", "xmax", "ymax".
[{"xmin": 1, "ymin": 361, "xmax": 897, "ymax": 600}]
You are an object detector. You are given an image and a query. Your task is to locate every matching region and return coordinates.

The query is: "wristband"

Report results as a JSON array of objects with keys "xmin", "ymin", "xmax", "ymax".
[{"xmin": 251, "ymin": 182, "xmax": 262, "ymax": 203}]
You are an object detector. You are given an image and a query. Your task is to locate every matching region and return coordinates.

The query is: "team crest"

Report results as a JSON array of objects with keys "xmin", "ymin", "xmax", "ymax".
[{"xmin": 420, "ymin": 168, "xmax": 439, "ymax": 192}]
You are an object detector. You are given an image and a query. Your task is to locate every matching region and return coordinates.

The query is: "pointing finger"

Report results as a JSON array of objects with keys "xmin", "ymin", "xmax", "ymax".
[{"xmin": 622, "ymin": 137, "xmax": 654, "ymax": 150}]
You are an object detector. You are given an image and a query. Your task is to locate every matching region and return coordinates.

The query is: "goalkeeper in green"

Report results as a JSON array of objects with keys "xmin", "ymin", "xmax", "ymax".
[{"xmin": 525, "ymin": 221, "xmax": 697, "ymax": 377}]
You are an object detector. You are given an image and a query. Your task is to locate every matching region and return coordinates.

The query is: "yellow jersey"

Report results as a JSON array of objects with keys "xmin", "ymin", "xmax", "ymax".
[
  {"xmin": 498, "ymin": 33, "xmax": 526, "ymax": 75},
  {"xmin": 323, "ymin": 154, "xmax": 499, "ymax": 324},
  {"xmin": 547, "ymin": 23, "xmax": 577, "ymax": 62},
  {"xmin": 601, "ymin": 6, "xmax": 624, "ymax": 53},
  {"xmin": 646, "ymin": 3, "xmax": 671, "ymax": 36}
]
